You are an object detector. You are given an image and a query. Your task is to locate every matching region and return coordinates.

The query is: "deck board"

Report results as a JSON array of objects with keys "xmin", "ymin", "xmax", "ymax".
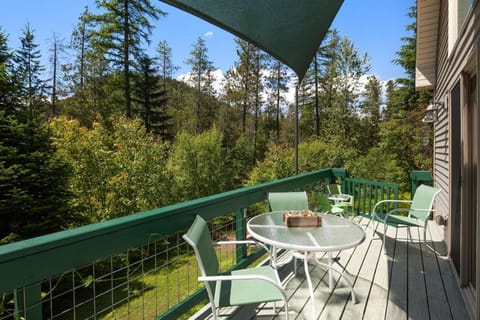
[
  {"xmin": 364, "ymin": 220, "xmax": 394, "ymax": 320},
  {"xmin": 194, "ymin": 217, "xmax": 469, "ymax": 320}
]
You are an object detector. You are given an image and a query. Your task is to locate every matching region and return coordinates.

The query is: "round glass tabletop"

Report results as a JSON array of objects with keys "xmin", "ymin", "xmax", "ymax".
[{"xmin": 247, "ymin": 212, "xmax": 365, "ymax": 252}]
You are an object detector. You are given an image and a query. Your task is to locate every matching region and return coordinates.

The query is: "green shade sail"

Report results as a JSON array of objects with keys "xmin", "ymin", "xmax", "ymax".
[{"xmin": 160, "ymin": 0, "xmax": 344, "ymax": 81}]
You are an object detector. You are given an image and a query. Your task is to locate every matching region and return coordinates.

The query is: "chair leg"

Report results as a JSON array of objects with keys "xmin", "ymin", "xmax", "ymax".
[
  {"xmin": 292, "ymin": 256, "xmax": 296, "ymax": 275},
  {"xmin": 383, "ymin": 222, "xmax": 387, "ymax": 254},
  {"xmin": 283, "ymin": 297, "xmax": 289, "ymax": 320},
  {"xmin": 369, "ymin": 219, "xmax": 376, "ymax": 239},
  {"xmin": 211, "ymin": 304, "xmax": 219, "ymax": 320},
  {"xmin": 423, "ymin": 225, "xmax": 427, "ymax": 249}
]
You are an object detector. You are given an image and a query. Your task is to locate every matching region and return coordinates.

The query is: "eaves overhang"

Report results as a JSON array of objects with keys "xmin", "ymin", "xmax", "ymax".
[{"xmin": 416, "ymin": 0, "xmax": 440, "ymax": 91}]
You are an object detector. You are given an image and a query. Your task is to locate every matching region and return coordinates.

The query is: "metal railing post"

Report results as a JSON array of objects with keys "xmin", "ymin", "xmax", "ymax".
[{"xmin": 235, "ymin": 209, "xmax": 247, "ymax": 263}]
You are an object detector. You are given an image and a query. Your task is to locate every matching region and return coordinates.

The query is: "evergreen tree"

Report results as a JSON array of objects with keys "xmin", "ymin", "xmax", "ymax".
[
  {"xmin": 223, "ymin": 38, "xmax": 264, "ymax": 137},
  {"xmin": 132, "ymin": 54, "xmax": 172, "ymax": 140},
  {"xmin": 66, "ymin": 7, "xmax": 91, "ymax": 101},
  {"xmin": 316, "ymin": 29, "xmax": 370, "ymax": 145},
  {"xmin": 0, "ymin": 27, "xmax": 20, "ymax": 114},
  {"xmin": 357, "ymin": 75, "xmax": 382, "ymax": 153},
  {"xmin": 156, "ymin": 40, "xmax": 177, "ymax": 84},
  {"xmin": 0, "ymin": 110, "xmax": 73, "ymax": 243},
  {"xmin": 363, "ymin": 75, "xmax": 382, "ymax": 120},
  {"xmin": 62, "ymin": 7, "xmax": 116, "ymax": 126},
  {"xmin": 15, "ymin": 23, "xmax": 48, "ymax": 111},
  {"xmin": 48, "ymin": 32, "xmax": 67, "ymax": 117},
  {"xmin": 296, "ymin": 64, "xmax": 316, "ymax": 138},
  {"xmin": 184, "ymin": 37, "xmax": 215, "ymax": 132},
  {"xmin": 89, "ymin": 0, "xmax": 165, "ymax": 118},
  {"xmin": 155, "ymin": 40, "xmax": 177, "ymax": 140},
  {"xmin": 251, "ymin": 49, "xmax": 266, "ymax": 162},
  {"xmin": 265, "ymin": 56, "xmax": 290, "ymax": 142}
]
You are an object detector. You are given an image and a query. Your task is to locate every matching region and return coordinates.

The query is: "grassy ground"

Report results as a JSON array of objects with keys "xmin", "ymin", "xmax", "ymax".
[{"xmin": 62, "ymin": 244, "xmax": 239, "ymax": 320}]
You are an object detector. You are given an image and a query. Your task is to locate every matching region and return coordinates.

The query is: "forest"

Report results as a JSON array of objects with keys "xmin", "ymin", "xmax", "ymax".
[{"xmin": 0, "ymin": 1, "xmax": 432, "ymax": 244}]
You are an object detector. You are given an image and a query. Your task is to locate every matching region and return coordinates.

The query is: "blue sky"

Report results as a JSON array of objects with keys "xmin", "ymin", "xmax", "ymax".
[{"xmin": 0, "ymin": 0, "xmax": 415, "ymax": 81}]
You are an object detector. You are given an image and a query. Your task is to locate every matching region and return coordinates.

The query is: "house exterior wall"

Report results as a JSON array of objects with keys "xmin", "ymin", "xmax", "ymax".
[{"xmin": 424, "ymin": 0, "xmax": 479, "ymax": 318}]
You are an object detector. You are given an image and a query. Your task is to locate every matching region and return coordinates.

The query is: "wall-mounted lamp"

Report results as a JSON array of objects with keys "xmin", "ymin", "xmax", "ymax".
[{"xmin": 422, "ymin": 101, "xmax": 444, "ymax": 123}]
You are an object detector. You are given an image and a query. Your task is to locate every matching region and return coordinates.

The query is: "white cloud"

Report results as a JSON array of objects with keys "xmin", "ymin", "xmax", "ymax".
[
  {"xmin": 204, "ymin": 31, "xmax": 214, "ymax": 38},
  {"xmin": 176, "ymin": 69, "xmax": 225, "ymax": 96}
]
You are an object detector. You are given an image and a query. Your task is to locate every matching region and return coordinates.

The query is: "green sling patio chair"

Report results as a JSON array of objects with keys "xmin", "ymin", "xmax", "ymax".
[
  {"xmin": 267, "ymin": 191, "xmax": 311, "ymax": 270},
  {"xmin": 315, "ymin": 193, "xmax": 345, "ymax": 217},
  {"xmin": 183, "ymin": 215, "xmax": 289, "ymax": 320},
  {"xmin": 371, "ymin": 184, "xmax": 441, "ymax": 254},
  {"xmin": 268, "ymin": 191, "xmax": 309, "ymax": 212},
  {"xmin": 327, "ymin": 184, "xmax": 354, "ymax": 215}
]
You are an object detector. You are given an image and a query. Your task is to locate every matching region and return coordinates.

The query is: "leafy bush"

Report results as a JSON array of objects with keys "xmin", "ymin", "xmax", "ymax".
[{"xmin": 51, "ymin": 116, "xmax": 171, "ymax": 223}]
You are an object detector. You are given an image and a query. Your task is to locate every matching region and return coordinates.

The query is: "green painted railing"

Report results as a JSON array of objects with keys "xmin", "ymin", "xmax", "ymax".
[
  {"xmin": 0, "ymin": 168, "xmax": 399, "ymax": 320},
  {"xmin": 343, "ymin": 177, "xmax": 399, "ymax": 215}
]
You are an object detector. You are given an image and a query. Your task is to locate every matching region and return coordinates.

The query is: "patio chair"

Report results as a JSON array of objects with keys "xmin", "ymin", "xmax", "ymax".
[
  {"xmin": 327, "ymin": 184, "xmax": 354, "ymax": 215},
  {"xmin": 315, "ymin": 193, "xmax": 345, "ymax": 216},
  {"xmin": 183, "ymin": 215, "xmax": 289, "ymax": 320},
  {"xmin": 267, "ymin": 191, "xmax": 311, "ymax": 271},
  {"xmin": 371, "ymin": 184, "xmax": 441, "ymax": 254},
  {"xmin": 268, "ymin": 191, "xmax": 309, "ymax": 211}
]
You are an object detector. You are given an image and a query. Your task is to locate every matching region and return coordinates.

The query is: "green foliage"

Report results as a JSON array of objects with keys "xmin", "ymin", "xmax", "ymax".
[
  {"xmin": 298, "ymin": 137, "xmax": 357, "ymax": 171},
  {"xmin": 0, "ymin": 27, "xmax": 20, "ymax": 114},
  {"xmin": 246, "ymin": 142, "xmax": 295, "ymax": 185},
  {"xmin": 51, "ymin": 116, "xmax": 171, "ymax": 222},
  {"xmin": 167, "ymin": 128, "xmax": 234, "ymax": 201},
  {"xmin": 14, "ymin": 23, "xmax": 48, "ymax": 110},
  {"xmin": 0, "ymin": 110, "xmax": 73, "ymax": 242},
  {"xmin": 132, "ymin": 54, "xmax": 172, "ymax": 139},
  {"xmin": 184, "ymin": 37, "xmax": 216, "ymax": 132},
  {"xmin": 89, "ymin": 0, "xmax": 166, "ymax": 118},
  {"xmin": 346, "ymin": 147, "xmax": 407, "ymax": 191}
]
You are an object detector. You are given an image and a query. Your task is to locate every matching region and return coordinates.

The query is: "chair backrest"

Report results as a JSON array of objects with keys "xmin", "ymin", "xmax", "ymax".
[
  {"xmin": 409, "ymin": 184, "xmax": 442, "ymax": 221},
  {"xmin": 183, "ymin": 215, "xmax": 219, "ymax": 293},
  {"xmin": 327, "ymin": 184, "xmax": 342, "ymax": 195},
  {"xmin": 268, "ymin": 191, "xmax": 309, "ymax": 211}
]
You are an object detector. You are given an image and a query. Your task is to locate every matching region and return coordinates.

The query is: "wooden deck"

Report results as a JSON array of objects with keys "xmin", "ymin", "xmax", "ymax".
[{"xmin": 193, "ymin": 216, "xmax": 470, "ymax": 320}]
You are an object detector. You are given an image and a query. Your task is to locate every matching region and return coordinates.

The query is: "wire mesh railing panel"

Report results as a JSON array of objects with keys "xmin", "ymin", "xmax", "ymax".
[{"xmin": 1, "ymin": 229, "xmax": 210, "ymax": 320}]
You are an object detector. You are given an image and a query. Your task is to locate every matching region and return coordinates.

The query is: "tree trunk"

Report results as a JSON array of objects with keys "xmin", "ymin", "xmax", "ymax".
[{"xmin": 124, "ymin": 1, "xmax": 131, "ymax": 118}]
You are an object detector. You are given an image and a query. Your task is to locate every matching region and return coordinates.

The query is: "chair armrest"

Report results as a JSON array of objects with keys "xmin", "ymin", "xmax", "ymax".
[
  {"xmin": 214, "ymin": 240, "xmax": 269, "ymax": 253},
  {"xmin": 198, "ymin": 273, "xmax": 287, "ymax": 295},
  {"xmin": 372, "ymin": 200, "xmax": 412, "ymax": 221},
  {"xmin": 406, "ymin": 207, "xmax": 436, "ymax": 219}
]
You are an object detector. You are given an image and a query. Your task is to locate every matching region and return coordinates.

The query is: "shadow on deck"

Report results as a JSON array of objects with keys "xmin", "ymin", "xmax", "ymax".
[{"xmin": 193, "ymin": 216, "xmax": 469, "ymax": 320}]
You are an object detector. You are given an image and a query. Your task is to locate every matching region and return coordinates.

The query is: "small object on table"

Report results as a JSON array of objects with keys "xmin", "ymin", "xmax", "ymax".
[{"xmin": 283, "ymin": 210, "xmax": 322, "ymax": 227}]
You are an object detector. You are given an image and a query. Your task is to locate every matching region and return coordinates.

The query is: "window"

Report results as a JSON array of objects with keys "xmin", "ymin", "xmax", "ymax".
[
  {"xmin": 449, "ymin": 0, "xmax": 474, "ymax": 54},
  {"xmin": 458, "ymin": 0, "xmax": 474, "ymax": 30}
]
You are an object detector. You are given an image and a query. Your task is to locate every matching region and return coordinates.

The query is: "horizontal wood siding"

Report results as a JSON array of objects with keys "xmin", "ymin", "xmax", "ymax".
[{"xmin": 433, "ymin": 1, "xmax": 479, "ymax": 222}]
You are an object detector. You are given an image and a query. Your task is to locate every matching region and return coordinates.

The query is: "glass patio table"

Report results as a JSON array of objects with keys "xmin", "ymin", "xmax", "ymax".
[{"xmin": 247, "ymin": 211, "xmax": 365, "ymax": 320}]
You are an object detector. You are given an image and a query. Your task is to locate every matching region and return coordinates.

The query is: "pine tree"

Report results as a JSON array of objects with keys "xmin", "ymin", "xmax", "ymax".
[
  {"xmin": 48, "ymin": 32, "xmax": 67, "ymax": 117},
  {"xmin": 0, "ymin": 27, "xmax": 20, "ymax": 115},
  {"xmin": 0, "ymin": 110, "xmax": 73, "ymax": 243},
  {"xmin": 67, "ymin": 7, "xmax": 91, "ymax": 100},
  {"xmin": 89, "ymin": 0, "xmax": 165, "ymax": 118},
  {"xmin": 132, "ymin": 55, "xmax": 172, "ymax": 140},
  {"xmin": 15, "ymin": 23, "xmax": 48, "ymax": 111},
  {"xmin": 316, "ymin": 29, "xmax": 370, "ymax": 144},
  {"xmin": 363, "ymin": 75, "xmax": 382, "ymax": 120},
  {"xmin": 184, "ymin": 37, "xmax": 215, "ymax": 132},
  {"xmin": 156, "ymin": 40, "xmax": 177, "ymax": 84},
  {"xmin": 265, "ymin": 56, "xmax": 290, "ymax": 142}
]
